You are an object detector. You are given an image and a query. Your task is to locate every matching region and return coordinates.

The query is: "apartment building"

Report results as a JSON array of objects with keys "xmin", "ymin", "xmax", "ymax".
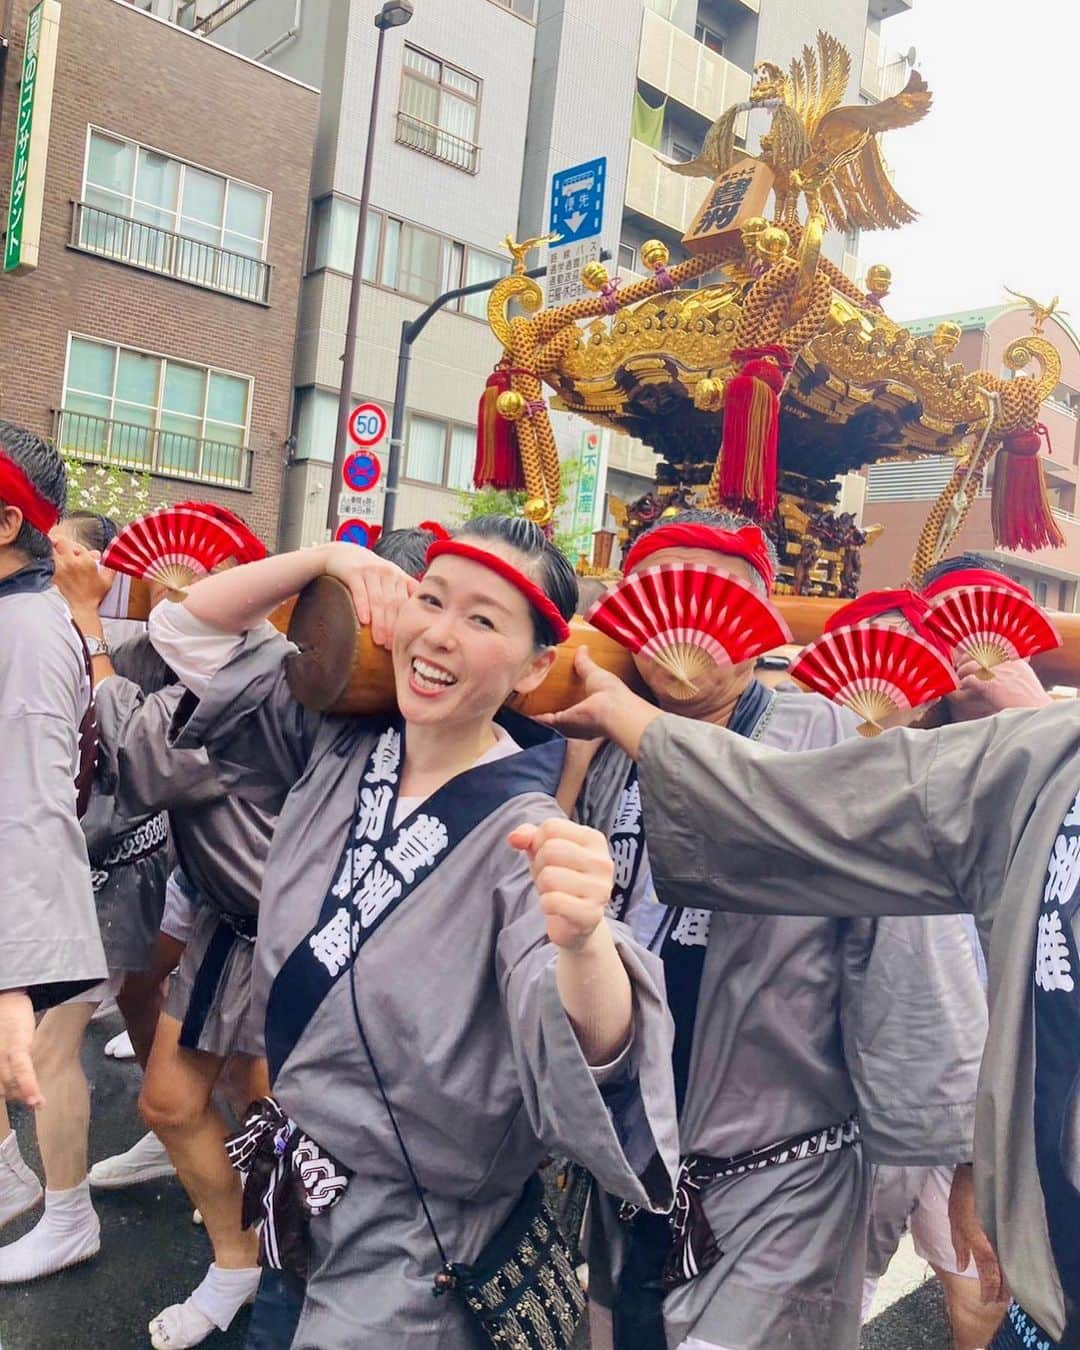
[
  {"xmin": 171, "ymin": 0, "xmax": 911, "ymax": 545},
  {"xmin": 0, "ymin": 0, "xmax": 318, "ymax": 543},
  {"xmin": 859, "ymin": 305, "xmax": 1080, "ymax": 612}
]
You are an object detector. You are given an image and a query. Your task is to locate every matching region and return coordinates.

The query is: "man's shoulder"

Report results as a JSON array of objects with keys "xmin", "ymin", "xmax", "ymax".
[
  {"xmin": 765, "ymin": 688, "xmax": 860, "ymax": 750},
  {"xmin": 0, "ymin": 588, "xmax": 84, "ymax": 700}
]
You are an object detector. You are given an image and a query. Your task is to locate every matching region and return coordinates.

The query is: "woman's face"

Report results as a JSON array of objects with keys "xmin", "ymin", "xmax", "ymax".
[{"xmin": 391, "ymin": 544, "xmax": 557, "ymax": 727}]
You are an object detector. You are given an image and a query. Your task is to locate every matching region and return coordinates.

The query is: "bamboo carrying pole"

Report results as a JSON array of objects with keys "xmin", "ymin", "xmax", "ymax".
[{"xmin": 273, "ymin": 578, "xmax": 1080, "ymax": 715}]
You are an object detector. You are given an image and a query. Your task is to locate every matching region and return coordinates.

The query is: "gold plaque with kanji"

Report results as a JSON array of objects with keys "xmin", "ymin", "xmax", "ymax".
[{"xmin": 682, "ymin": 159, "xmax": 775, "ymax": 255}]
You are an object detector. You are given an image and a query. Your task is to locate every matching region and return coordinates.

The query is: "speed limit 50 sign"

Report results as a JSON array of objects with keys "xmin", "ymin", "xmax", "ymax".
[{"xmin": 347, "ymin": 402, "xmax": 387, "ymax": 448}]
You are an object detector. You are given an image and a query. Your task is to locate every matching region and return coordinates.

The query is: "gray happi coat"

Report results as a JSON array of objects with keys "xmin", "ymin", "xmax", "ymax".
[
  {"xmin": 173, "ymin": 627, "xmax": 681, "ymax": 1349},
  {"xmin": 581, "ymin": 689, "xmax": 987, "ymax": 1350},
  {"xmin": 80, "ymin": 634, "xmax": 173, "ymax": 974},
  {"xmin": 93, "ymin": 644, "xmax": 273, "ymax": 1056},
  {"xmin": 1, "ymin": 580, "xmax": 105, "ymax": 1005},
  {"xmin": 637, "ymin": 704, "xmax": 1080, "ymax": 1340}
]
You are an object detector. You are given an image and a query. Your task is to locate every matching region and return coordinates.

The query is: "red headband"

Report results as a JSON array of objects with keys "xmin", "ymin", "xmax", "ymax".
[
  {"xmin": 921, "ymin": 568, "xmax": 1031, "ymax": 601},
  {"xmin": 622, "ymin": 522, "xmax": 775, "ymax": 590},
  {"xmin": 418, "ymin": 520, "xmax": 451, "ymax": 542},
  {"xmin": 425, "ymin": 539, "xmax": 571, "ymax": 643},
  {"xmin": 825, "ymin": 588, "xmax": 946, "ymax": 651},
  {"xmin": 0, "ymin": 449, "xmax": 60, "ymax": 534}
]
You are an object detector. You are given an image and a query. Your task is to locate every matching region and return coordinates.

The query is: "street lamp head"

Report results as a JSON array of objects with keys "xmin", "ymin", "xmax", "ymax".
[{"xmin": 375, "ymin": 0, "xmax": 413, "ymax": 28}]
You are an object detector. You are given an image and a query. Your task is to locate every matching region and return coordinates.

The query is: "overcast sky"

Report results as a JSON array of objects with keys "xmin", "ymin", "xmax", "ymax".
[{"xmin": 860, "ymin": 0, "xmax": 1079, "ymax": 323}]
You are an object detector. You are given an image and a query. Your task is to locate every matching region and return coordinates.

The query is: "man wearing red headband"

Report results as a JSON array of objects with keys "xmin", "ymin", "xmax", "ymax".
[
  {"xmin": 0, "ymin": 420, "xmax": 106, "ymax": 1120},
  {"xmin": 563, "ymin": 508, "xmax": 911, "ymax": 1350}
]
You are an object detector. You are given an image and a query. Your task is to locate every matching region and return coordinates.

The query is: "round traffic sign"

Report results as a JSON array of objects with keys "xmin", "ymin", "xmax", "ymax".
[
  {"xmin": 335, "ymin": 519, "xmax": 380, "ymax": 548},
  {"xmin": 347, "ymin": 402, "xmax": 387, "ymax": 448},
  {"xmin": 342, "ymin": 449, "xmax": 382, "ymax": 493}
]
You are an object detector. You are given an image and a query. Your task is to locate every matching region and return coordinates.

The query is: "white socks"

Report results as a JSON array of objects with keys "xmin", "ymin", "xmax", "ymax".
[
  {"xmin": 149, "ymin": 1263, "xmax": 261, "ymax": 1348},
  {"xmin": 0, "ymin": 1131, "xmax": 42, "ymax": 1228},
  {"xmin": 0, "ymin": 1178, "xmax": 100, "ymax": 1283}
]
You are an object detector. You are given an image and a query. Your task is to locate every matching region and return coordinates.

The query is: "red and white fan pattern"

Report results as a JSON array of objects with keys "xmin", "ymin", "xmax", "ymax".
[
  {"xmin": 102, "ymin": 506, "xmax": 247, "ymax": 593},
  {"xmin": 790, "ymin": 624, "xmax": 959, "ymax": 736},
  {"xmin": 586, "ymin": 563, "xmax": 792, "ymax": 699},
  {"xmin": 924, "ymin": 584, "xmax": 1061, "ymax": 678}
]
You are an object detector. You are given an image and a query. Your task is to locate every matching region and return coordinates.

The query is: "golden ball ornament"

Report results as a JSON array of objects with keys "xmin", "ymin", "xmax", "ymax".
[
  {"xmin": 932, "ymin": 321, "xmax": 962, "ymax": 353},
  {"xmin": 495, "ymin": 389, "xmax": 527, "ymax": 421},
  {"xmin": 523, "ymin": 497, "xmax": 554, "ymax": 525},
  {"xmin": 740, "ymin": 215, "xmax": 768, "ymax": 242},
  {"xmin": 695, "ymin": 377, "xmax": 724, "ymax": 409},
  {"xmin": 756, "ymin": 226, "xmax": 790, "ymax": 263},
  {"xmin": 581, "ymin": 261, "xmax": 611, "ymax": 292},
  {"xmin": 865, "ymin": 264, "xmax": 892, "ymax": 296},
  {"xmin": 640, "ymin": 239, "xmax": 670, "ymax": 271}
]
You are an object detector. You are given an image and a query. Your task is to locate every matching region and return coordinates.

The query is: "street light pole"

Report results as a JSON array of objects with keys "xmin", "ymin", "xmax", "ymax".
[
  {"xmin": 381, "ymin": 248, "xmax": 611, "ymax": 531},
  {"xmin": 325, "ymin": 0, "xmax": 413, "ymax": 536}
]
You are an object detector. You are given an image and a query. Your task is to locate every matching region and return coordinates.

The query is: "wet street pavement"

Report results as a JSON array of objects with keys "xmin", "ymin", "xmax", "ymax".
[{"xmin": 1, "ymin": 1017, "xmax": 953, "ymax": 1349}]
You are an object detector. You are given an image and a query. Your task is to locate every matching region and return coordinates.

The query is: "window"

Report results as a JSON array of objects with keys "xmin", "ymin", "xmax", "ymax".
[
  {"xmin": 397, "ymin": 47, "xmax": 481, "ymax": 173},
  {"xmin": 59, "ymin": 336, "xmax": 252, "ymax": 487},
  {"xmin": 618, "ymin": 242, "xmax": 638, "ymax": 273},
  {"xmin": 76, "ymin": 129, "xmax": 271, "ymax": 302},
  {"xmin": 694, "ymin": 22, "xmax": 725, "ymax": 55},
  {"xmin": 1034, "ymin": 579, "xmax": 1049, "ymax": 606},
  {"xmin": 404, "ymin": 414, "xmax": 476, "ymax": 490},
  {"xmin": 307, "ymin": 197, "xmax": 507, "ymax": 313},
  {"xmin": 490, "ymin": 0, "xmax": 534, "ymax": 15}
]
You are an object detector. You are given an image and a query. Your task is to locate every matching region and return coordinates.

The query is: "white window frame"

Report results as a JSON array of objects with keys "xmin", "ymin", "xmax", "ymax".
[
  {"xmin": 402, "ymin": 411, "xmax": 477, "ymax": 490},
  {"xmin": 81, "ymin": 126, "xmax": 273, "ymax": 262},
  {"xmin": 60, "ymin": 332, "xmax": 254, "ymax": 486}
]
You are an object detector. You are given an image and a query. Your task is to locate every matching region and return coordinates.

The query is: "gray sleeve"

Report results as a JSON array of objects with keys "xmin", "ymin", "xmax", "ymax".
[
  {"xmin": 496, "ymin": 877, "xmax": 678, "ymax": 1213},
  {"xmin": 93, "ymin": 677, "xmax": 223, "ymax": 817},
  {"xmin": 169, "ymin": 626, "xmax": 323, "ymax": 813},
  {"xmin": 636, "ymin": 708, "xmax": 1064, "ymax": 924}
]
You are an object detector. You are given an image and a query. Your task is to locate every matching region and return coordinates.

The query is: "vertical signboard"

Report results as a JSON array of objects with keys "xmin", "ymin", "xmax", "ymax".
[
  {"xmin": 569, "ymin": 428, "xmax": 605, "ymax": 559},
  {"xmin": 5, "ymin": 0, "xmax": 62, "ymax": 274}
]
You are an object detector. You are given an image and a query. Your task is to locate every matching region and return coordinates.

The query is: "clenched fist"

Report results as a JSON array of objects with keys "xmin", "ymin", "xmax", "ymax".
[{"xmin": 508, "ymin": 817, "xmax": 615, "ymax": 951}]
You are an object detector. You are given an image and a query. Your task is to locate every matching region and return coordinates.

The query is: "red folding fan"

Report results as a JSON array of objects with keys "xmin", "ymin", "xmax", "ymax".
[
  {"xmin": 102, "ymin": 507, "xmax": 245, "ymax": 592},
  {"xmin": 924, "ymin": 584, "xmax": 1062, "ymax": 677},
  {"xmin": 585, "ymin": 563, "xmax": 792, "ymax": 699},
  {"xmin": 790, "ymin": 625, "xmax": 959, "ymax": 736},
  {"xmin": 174, "ymin": 500, "xmax": 267, "ymax": 562}
]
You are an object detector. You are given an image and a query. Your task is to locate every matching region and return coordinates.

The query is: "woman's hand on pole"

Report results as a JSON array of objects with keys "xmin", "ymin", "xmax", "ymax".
[{"xmin": 322, "ymin": 542, "xmax": 416, "ymax": 649}]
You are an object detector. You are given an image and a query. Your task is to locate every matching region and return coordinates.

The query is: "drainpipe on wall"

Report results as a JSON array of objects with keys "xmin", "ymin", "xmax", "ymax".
[{"xmin": 255, "ymin": 0, "xmax": 301, "ymax": 61}]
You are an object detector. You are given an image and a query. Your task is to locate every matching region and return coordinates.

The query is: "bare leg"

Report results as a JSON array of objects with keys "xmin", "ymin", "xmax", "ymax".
[
  {"xmin": 33, "ymin": 1002, "xmax": 96, "ymax": 1190},
  {"xmin": 931, "ymin": 1266, "xmax": 1008, "ymax": 1350},
  {"xmin": 117, "ymin": 933, "xmax": 186, "ymax": 1069},
  {"xmin": 138, "ymin": 1013, "xmax": 256, "ymax": 1270}
]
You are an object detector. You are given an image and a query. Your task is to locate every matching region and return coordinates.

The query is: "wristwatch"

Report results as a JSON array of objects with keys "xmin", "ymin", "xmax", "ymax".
[{"xmin": 84, "ymin": 635, "xmax": 112, "ymax": 659}]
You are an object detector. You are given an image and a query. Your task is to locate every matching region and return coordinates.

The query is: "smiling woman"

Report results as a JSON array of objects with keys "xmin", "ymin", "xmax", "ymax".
[{"xmin": 144, "ymin": 518, "xmax": 679, "ymax": 1350}]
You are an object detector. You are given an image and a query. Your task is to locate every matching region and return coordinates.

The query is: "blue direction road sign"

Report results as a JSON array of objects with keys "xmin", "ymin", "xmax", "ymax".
[{"xmin": 549, "ymin": 157, "xmax": 606, "ymax": 243}]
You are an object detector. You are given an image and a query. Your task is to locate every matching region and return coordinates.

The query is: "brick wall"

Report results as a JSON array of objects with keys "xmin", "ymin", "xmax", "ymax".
[{"xmin": 0, "ymin": 0, "xmax": 318, "ymax": 545}]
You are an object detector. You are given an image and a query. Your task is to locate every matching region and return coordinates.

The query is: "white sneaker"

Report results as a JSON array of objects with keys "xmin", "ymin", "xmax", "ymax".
[
  {"xmin": 0, "ymin": 1183, "xmax": 100, "ymax": 1283},
  {"xmin": 0, "ymin": 1132, "xmax": 42, "ymax": 1227},
  {"xmin": 103, "ymin": 1029, "xmax": 135, "ymax": 1060},
  {"xmin": 87, "ymin": 1132, "xmax": 175, "ymax": 1190}
]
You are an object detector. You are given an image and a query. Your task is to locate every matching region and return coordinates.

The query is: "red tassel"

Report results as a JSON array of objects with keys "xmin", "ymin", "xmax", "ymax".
[
  {"xmin": 991, "ymin": 425, "xmax": 1065, "ymax": 552},
  {"xmin": 474, "ymin": 370, "xmax": 525, "ymax": 491},
  {"xmin": 718, "ymin": 345, "xmax": 792, "ymax": 518}
]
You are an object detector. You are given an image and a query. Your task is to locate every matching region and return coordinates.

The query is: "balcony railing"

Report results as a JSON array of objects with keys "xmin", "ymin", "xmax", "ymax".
[
  {"xmin": 70, "ymin": 201, "xmax": 271, "ymax": 305},
  {"xmin": 861, "ymin": 30, "xmax": 910, "ymax": 102},
  {"xmin": 395, "ymin": 113, "xmax": 480, "ymax": 174},
  {"xmin": 625, "ymin": 137, "xmax": 712, "ymax": 234},
  {"xmin": 638, "ymin": 8, "xmax": 752, "ymax": 125},
  {"xmin": 53, "ymin": 409, "xmax": 253, "ymax": 490}
]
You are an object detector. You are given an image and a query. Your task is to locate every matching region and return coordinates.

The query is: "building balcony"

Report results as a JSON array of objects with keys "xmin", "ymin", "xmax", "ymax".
[
  {"xmin": 841, "ymin": 250, "xmax": 861, "ymax": 284},
  {"xmin": 70, "ymin": 201, "xmax": 271, "ymax": 304},
  {"xmin": 394, "ymin": 112, "xmax": 480, "ymax": 175},
  {"xmin": 53, "ymin": 408, "xmax": 253, "ymax": 490},
  {"xmin": 860, "ymin": 29, "xmax": 910, "ymax": 103},
  {"xmin": 624, "ymin": 137, "xmax": 713, "ymax": 235},
  {"xmin": 638, "ymin": 8, "xmax": 752, "ymax": 125}
]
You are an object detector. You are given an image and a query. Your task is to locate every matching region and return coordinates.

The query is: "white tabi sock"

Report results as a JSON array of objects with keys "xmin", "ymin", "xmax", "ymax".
[
  {"xmin": 0, "ymin": 1179, "xmax": 100, "ymax": 1283},
  {"xmin": 148, "ymin": 1263, "xmax": 261, "ymax": 1348},
  {"xmin": 0, "ymin": 1130, "xmax": 42, "ymax": 1227}
]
